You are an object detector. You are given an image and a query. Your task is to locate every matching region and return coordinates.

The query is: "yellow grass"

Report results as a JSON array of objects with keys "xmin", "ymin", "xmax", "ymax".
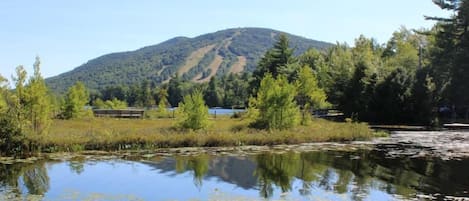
[{"xmin": 36, "ymin": 117, "xmax": 373, "ymax": 152}]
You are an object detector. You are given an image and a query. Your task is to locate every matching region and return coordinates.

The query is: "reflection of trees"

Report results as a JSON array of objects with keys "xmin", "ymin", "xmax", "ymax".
[
  {"xmin": 174, "ymin": 155, "xmax": 209, "ymax": 188},
  {"xmin": 0, "ymin": 161, "xmax": 50, "ymax": 196},
  {"xmin": 68, "ymin": 156, "xmax": 85, "ymax": 175},
  {"xmin": 23, "ymin": 164, "xmax": 49, "ymax": 195},
  {"xmin": 254, "ymin": 152, "xmax": 299, "ymax": 198},
  {"xmin": 252, "ymin": 149, "xmax": 469, "ymax": 201},
  {"xmin": 142, "ymin": 149, "xmax": 468, "ymax": 200}
]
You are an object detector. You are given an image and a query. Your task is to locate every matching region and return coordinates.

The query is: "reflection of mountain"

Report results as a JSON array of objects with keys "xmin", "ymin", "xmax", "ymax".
[
  {"xmin": 208, "ymin": 156, "xmax": 257, "ymax": 189},
  {"xmin": 140, "ymin": 156, "xmax": 258, "ymax": 189},
  {"xmin": 138, "ymin": 150, "xmax": 469, "ymax": 200}
]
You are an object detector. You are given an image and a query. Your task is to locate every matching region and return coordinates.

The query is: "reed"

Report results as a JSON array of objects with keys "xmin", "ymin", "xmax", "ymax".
[{"xmin": 36, "ymin": 117, "xmax": 373, "ymax": 152}]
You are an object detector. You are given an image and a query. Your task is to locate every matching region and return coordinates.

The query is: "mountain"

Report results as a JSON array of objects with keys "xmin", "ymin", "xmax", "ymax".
[{"xmin": 45, "ymin": 27, "xmax": 332, "ymax": 93}]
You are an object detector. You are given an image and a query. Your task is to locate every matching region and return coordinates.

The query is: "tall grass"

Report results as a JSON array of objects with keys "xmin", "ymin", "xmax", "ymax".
[{"xmin": 35, "ymin": 117, "xmax": 373, "ymax": 152}]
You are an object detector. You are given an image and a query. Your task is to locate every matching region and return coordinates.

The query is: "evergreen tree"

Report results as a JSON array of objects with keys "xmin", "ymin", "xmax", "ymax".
[
  {"xmin": 136, "ymin": 80, "xmax": 155, "ymax": 108},
  {"xmin": 426, "ymin": 0, "xmax": 469, "ymax": 116},
  {"xmin": 251, "ymin": 34, "xmax": 297, "ymax": 95},
  {"xmin": 203, "ymin": 77, "xmax": 221, "ymax": 107},
  {"xmin": 372, "ymin": 68, "xmax": 414, "ymax": 123},
  {"xmin": 410, "ymin": 68, "xmax": 438, "ymax": 125},
  {"xmin": 177, "ymin": 90, "xmax": 209, "ymax": 130},
  {"xmin": 341, "ymin": 61, "xmax": 377, "ymax": 121},
  {"xmin": 222, "ymin": 73, "xmax": 250, "ymax": 108},
  {"xmin": 168, "ymin": 75, "xmax": 184, "ymax": 107}
]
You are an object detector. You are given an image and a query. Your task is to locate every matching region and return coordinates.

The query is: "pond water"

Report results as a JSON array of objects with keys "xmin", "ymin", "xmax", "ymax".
[
  {"xmin": 1, "ymin": 147, "xmax": 469, "ymax": 201},
  {"xmin": 169, "ymin": 108, "xmax": 245, "ymax": 116},
  {"xmin": 208, "ymin": 108, "xmax": 245, "ymax": 115}
]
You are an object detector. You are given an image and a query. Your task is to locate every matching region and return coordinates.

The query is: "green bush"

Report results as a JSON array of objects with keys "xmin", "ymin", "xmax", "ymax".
[{"xmin": 177, "ymin": 90, "xmax": 210, "ymax": 130}]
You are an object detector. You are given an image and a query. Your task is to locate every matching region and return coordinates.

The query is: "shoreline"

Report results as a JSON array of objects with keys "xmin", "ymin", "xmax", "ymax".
[{"xmin": 4, "ymin": 129, "xmax": 469, "ymax": 163}]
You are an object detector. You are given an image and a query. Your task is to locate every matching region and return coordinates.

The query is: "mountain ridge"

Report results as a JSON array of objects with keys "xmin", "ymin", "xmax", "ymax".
[{"xmin": 46, "ymin": 27, "xmax": 333, "ymax": 93}]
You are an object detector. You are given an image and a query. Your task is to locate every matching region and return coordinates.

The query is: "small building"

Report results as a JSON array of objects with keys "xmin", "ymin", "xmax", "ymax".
[{"xmin": 93, "ymin": 109, "xmax": 145, "ymax": 118}]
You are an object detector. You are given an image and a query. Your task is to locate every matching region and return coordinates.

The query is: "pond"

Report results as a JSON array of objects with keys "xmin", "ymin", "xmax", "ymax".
[
  {"xmin": 167, "ymin": 108, "xmax": 245, "ymax": 116},
  {"xmin": 1, "ymin": 131, "xmax": 469, "ymax": 201}
]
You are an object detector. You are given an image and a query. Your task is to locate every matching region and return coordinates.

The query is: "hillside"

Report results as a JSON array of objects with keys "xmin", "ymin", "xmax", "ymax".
[{"xmin": 46, "ymin": 27, "xmax": 332, "ymax": 93}]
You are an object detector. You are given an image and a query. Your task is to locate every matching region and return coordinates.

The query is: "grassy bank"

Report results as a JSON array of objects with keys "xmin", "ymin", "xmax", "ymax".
[{"xmin": 35, "ymin": 117, "xmax": 373, "ymax": 152}]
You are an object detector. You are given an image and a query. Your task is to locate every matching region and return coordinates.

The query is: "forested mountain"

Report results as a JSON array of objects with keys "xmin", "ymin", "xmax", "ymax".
[{"xmin": 45, "ymin": 28, "xmax": 332, "ymax": 93}]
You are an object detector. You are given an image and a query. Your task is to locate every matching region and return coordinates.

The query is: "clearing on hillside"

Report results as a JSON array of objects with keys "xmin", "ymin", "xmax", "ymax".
[
  {"xmin": 177, "ymin": 44, "xmax": 216, "ymax": 75},
  {"xmin": 229, "ymin": 56, "xmax": 247, "ymax": 74}
]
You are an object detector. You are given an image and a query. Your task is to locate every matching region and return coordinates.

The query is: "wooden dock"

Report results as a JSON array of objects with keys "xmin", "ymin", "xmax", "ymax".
[{"xmin": 93, "ymin": 109, "xmax": 145, "ymax": 118}]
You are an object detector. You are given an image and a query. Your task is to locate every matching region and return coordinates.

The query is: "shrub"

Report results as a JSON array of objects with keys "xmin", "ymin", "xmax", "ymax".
[{"xmin": 177, "ymin": 90, "xmax": 210, "ymax": 130}]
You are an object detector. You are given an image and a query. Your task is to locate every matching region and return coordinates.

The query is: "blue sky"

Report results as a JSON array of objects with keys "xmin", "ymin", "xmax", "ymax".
[{"xmin": 0, "ymin": 0, "xmax": 451, "ymax": 80}]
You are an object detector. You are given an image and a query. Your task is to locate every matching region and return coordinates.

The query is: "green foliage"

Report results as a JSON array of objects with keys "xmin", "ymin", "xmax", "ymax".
[
  {"xmin": 1, "ymin": 58, "xmax": 55, "ymax": 155},
  {"xmin": 156, "ymin": 87, "xmax": 170, "ymax": 118},
  {"xmin": 135, "ymin": 80, "xmax": 155, "ymax": 108},
  {"xmin": 425, "ymin": 0, "xmax": 469, "ymax": 115},
  {"xmin": 251, "ymin": 34, "xmax": 298, "ymax": 95},
  {"xmin": 177, "ymin": 90, "xmax": 210, "ymax": 130},
  {"xmin": 295, "ymin": 66, "xmax": 329, "ymax": 125},
  {"xmin": 14, "ymin": 58, "xmax": 53, "ymax": 136},
  {"xmin": 203, "ymin": 77, "xmax": 222, "ymax": 107},
  {"xmin": 221, "ymin": 73, "xmax": 250, "ymax": 108},
  {"xmin": 25, "ymin": 57, "xmax": 52, "ymax": 135},
  {"xmin": 167, "ymin": 75, "xmax": 185, "ymax": 107},
  {"xmin": 45, "ymin": 28, "xmax": 331, "ymax": 94},
  {"xmin": 0, "ymin": 74, "xmax": 24, "ymax": 155},
  {"xmin": 340, "ymin": 61, "xmax": 377, "ymax": 121},
  {"xmin": 250, "ymin": 74, "xmax": 300, "ymax": 130},
  {"xmin": 93, "ymin": 98, "xmax": 128, "ymax": 109},
  {"xmin": 371, "ymin": 68, "xmax": 414, "ymax": 123},
  {"xmin": 62, "ymin": 82, "xmax": 90, "ymax": 119}
]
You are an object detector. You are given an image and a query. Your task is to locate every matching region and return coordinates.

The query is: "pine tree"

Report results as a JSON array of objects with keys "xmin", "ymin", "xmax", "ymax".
[
  {"xmin": 203, "ymin": 77, "xmax": 221, "ymax": 107},
  {"xmin": 251, "ymin": 34, "xmax": 297, "ymax": 95}
]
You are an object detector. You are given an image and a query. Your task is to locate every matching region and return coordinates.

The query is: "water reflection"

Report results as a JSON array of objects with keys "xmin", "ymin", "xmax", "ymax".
[
  {"xmin": 143, "ymin": 150, "xmax": 469, "ymax": 200},
  {"xmin": 0, "ymin": 161, "xmax": 50, "ymax": 197},
  {"xmin": 0, "ymin": 149, "xmax": 468, "ymax": 200}
]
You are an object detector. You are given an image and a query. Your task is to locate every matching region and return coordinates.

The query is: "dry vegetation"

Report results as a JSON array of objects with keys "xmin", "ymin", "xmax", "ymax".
[
  {"xmin": 229, "ymin": 56, "xmax": 247, "ymax": 74},
  {"xmin": 37, "ymin": 117, "xmax": 373, "ymax": 152}
]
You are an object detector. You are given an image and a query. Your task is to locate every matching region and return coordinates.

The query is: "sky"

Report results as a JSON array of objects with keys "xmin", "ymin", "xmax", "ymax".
[{"xmin": 0, "ymin": 0, "xmax": 452, "ymax": 80}]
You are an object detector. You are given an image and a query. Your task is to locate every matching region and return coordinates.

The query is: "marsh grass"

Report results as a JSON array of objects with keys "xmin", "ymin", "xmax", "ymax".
[{"xmin": 36, "ymin": 117, "xmax": 373, "ymax": 152}]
